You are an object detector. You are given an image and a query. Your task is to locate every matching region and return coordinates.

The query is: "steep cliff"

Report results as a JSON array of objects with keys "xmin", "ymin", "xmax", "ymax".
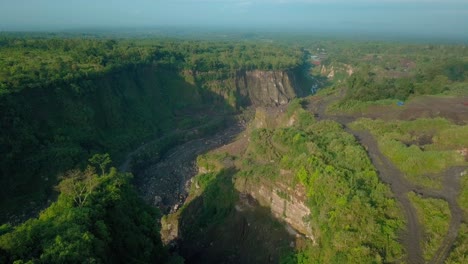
[
  {"xmin": 0, "ymin": 64, "xmax": 306, "ymax": 222},
  {"xmin": 235, "ymin": 175, "xmax": 315, "ymax": 241},
  {"xmin": 233, "ymin": 107, "xmax": 315, "ymax": 240},
  {"xmin": 200, "ymin": 69, "xmax": 307, "ymax": 108},
  {"xmin": 163, "ymin": 107, "xmax": 315, "ymax": 248},
  {"xmin": 0, "ymin": 65, "xmax": 206, "ymax": 220},
  {"xmin": 171, "ymin": 103, "xmax": 405, "ymax": 262},
  {"xmin": 238, "ymin": 70, "xmax": 301, "ymax": 106}
]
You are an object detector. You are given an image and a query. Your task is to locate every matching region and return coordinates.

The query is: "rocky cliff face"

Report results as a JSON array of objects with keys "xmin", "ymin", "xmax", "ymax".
[
  {"xmin": 237, "ymin": 70, "xmax": 300, "ymax": 106},
  {"xmin": 201, "ymin": 69, "xmax": 305, "ymax": 107},
  {"xmin": 320, "ymin": 64, "xmax": 354, "ymax": 80},
  {"xmin": 228, "ymin": 107, "xmax": 315, "ymax": 241},
  {"xmin": 235, "ymin": 176, "xmax": 315, "ymax": 242}
]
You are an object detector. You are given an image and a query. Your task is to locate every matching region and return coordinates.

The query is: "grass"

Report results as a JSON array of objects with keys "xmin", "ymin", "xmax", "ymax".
[
  {"xmin": 440, "ymin": 82, "xmax": 468, "ymax": 97},
  {"xmin": 459, "ymin": 170, "xmax": 468, "ymax": 220},
  {"xmin": 431, "ymin": 126, "xmax": 468, "ymax": 151},
  {"xmin": 350, "ymin": 118, "xmax": 468, "ymax": 189},
  {"xmin": 314, "ymin": 86, "xmax": 337, "ymax": 97},
  {"xmin": 379, "ymin": 137, "xmax": 459, "ymax": 188},
  {"xmin": 445, "ymin": 223, "xmax": 468, "ymax": 264},
  {"xmin": 196, "ymin": 152, "xmax": 231, "ymax": 173},
  {"xmin": 408, "ymin": 192, "xmax": 451, "ymax": 261}
]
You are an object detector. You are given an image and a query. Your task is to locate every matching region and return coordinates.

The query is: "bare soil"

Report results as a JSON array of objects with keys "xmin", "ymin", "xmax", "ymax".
[{"xmin": 363, "ymin": 95, "xmax": 468, "ymax": 125}]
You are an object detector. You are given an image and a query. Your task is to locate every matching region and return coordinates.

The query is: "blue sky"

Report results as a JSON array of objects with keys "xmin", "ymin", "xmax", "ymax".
[{"xmin": 0, "ymin": 0, "xmax": 467, "ymax": 38}]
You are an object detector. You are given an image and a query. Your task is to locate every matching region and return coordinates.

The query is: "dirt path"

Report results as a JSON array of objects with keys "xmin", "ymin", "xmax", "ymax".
[
  {"xmin": 424, "ymin": 166, "xmax": 464, "ymax": 264},
  {"xmin": 350, "ymin": 129, "xmax": 424, "ymax": 264},
  {"xmin": 308, "ymin": 94, "xmax": 466, "ymax": 264},
  {"xmin": 120, "ymin": 122, "xmax": 244, "ymax": 214}
]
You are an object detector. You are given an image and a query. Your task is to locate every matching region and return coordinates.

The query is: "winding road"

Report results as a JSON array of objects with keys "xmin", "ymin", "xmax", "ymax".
[{"xmin": 309, "ymin": 93, "xmax": 466, "ymax": 264}]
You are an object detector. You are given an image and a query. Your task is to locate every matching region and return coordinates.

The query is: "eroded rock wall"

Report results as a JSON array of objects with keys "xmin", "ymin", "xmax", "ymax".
[
  {"xmin": 201, "ymin": 69, "xmax": 305, "ymax": 107},
  {"xmin": 237, "ymin": 70, "xmax": 299, "ymax": 106},
  {"xmin": 236, "ymin": 176, "xmax": 315, "ymax": 241}
]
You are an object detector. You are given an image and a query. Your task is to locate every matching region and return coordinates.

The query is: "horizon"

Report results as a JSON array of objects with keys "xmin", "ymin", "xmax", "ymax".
[{"xmin": 0, "ymin": 1, "xmax": 467, "ymax": 42}]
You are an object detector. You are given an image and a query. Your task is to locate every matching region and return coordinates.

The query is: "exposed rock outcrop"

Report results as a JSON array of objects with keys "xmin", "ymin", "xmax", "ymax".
[
  {"xmin": 320, "ymin": 64, "xmax": 354, "ymax": 79},
  {"xmin": 237, "ymin": 70, "xmax": 300, "ymax": 106},
  {"xmin": 236, "ymin": 176, "xmax": 315, "ymax": 242},
  {"xmin": 201, "ymin": 69, "xmax": 305, "ymax": 107}
]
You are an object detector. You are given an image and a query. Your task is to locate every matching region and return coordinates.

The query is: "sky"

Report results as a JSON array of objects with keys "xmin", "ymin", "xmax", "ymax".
[{"xmin": 0, "ymin": 0, "xmax": 467, "ymax": 39}]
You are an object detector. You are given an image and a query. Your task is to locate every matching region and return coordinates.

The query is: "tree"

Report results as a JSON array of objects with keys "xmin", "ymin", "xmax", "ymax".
[
  {"xmin": 88, "ymin": 153, "xmax": 112, "ymax": 175},
  {"xmin": 0, "ymin": 165, "xmax": 168, "ymax": 263},
  {"xmin": 57, "ymin": 168, "xmax": 99, "ymax": 207}
]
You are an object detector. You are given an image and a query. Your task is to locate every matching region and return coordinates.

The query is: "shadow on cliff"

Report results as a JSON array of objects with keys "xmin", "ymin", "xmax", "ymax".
[
  {"xmin": 176, "ymin": 168, "xmax": 296, "ymax": 264},
  {"xmin": 0, "ymin": 65, "xmax": 237, "ymax": 224},
  {"xmin": 294, "ymin": 63, "xmax": 332, "ymax": 96}
]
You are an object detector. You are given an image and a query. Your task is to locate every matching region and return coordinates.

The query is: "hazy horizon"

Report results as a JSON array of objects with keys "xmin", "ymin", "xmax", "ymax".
[{"xmin": 1, "ymin": 0, "xmax": 468, "ymax": 40}]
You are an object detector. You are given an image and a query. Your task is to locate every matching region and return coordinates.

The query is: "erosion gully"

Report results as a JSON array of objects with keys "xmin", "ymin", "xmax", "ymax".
[{"xmin": 309, "ymin": 94, "xmax": 465, "ymax": 264}]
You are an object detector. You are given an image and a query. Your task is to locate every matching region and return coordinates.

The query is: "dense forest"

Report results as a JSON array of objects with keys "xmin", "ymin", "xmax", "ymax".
[
  {"xmin": 307, "ymin": 41, "xmax": 468, "ymax": 105},
  {"xmin": 0, "ymin": 36, "xmax": 303, "ymax": 95},
  {"xmin": 0, "ymin": 155, "xmax": 168, "ymax": 263}
]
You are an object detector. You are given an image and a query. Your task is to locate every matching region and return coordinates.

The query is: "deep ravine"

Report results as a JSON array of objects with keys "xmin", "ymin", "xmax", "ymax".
[{"xmin": 120, "ymin": 121, "xmax": 244, "ymax": 213}]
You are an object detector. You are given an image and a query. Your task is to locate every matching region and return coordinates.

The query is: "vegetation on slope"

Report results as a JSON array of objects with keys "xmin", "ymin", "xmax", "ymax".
[
  {"xmin": 0, "ymin": 66, "xmax": 212, "ymax": 221},
  {"xmin": 252, "ymin": 108, "xmax": 404, "ymax": 263},
  {"xmin": 187, "ymin": 102, "xmax": 405, "ymax": 263},
  {"xmin": 161, "ymin": 165, "xmax": 296, "ymax": 263},
  {"xmin": 0, "ymin": 154, "xmax": 167, "ymax": 263}
]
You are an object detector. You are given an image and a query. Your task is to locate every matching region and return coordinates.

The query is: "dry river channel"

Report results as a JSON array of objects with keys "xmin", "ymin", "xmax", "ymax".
[{"xmin": 120, "ymin": 121, "xmax": 244, "ymax": 214}]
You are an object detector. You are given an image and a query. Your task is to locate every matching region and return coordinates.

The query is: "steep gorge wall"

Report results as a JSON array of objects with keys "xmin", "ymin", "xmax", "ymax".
[
  {"xmin": 231, "ymin": 107, "xmax": 315, "ymax": 240},
  {"xmin": 0, "ymin": 65, "xmax": 204, "ymax": 219},
  {"xmin": 238, "ymin": 70, "xmax": 302, "ymax": 106},
  {"xmin": 201, "ymin": 69, "xmax": 307, "ymax": 107},
  {"xmin": 236, "ymin": 176, "xmax": 314, "ymax": 241},
  {"xmin": 0, "ymin": 64, "xmax": 305, "ymax": 221}
]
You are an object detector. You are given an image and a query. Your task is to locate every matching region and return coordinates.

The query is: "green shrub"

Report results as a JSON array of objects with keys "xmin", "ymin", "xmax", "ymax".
[{"xmin": 408, "ymin": 192, "xmax": 451, "ymax": 261}]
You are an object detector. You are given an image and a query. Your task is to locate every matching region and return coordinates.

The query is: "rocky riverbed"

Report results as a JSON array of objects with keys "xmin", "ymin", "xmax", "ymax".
[{"xmin": 130, "ymin": 122, "xmax": 245, "ymax": 214}]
